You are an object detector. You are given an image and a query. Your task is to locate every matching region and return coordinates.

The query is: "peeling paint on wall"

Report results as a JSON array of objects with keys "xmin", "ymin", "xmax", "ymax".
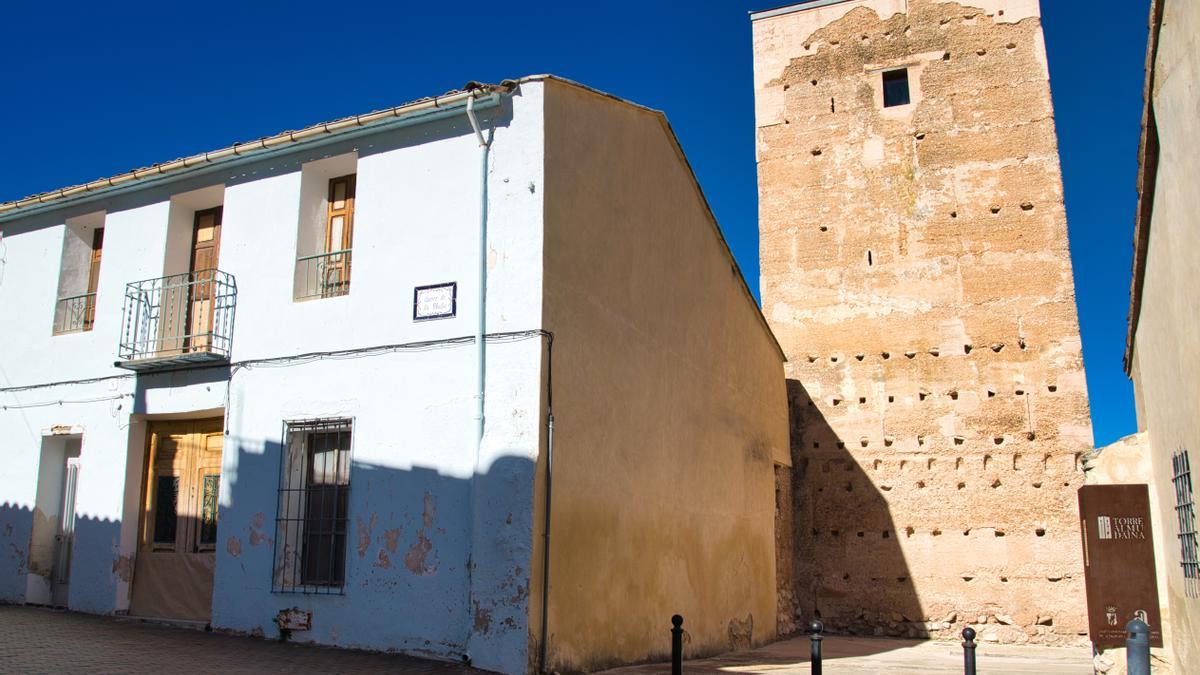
[
  {"xmin": 248, "ymin": 512, "xmax": 270, "ymax": 548},
  {"xmin": 382, "ymin": 528, "xmax": 401, "ymax": 553},
  {"xmin": 474, "ymin": 606, "xmax": 493, "ymax": 634},
  {"xmin": 111, "ymin": 554, "xmax": 133, "ymax": 582},
  {"xmin": 357, "ymin": 514, "xmax": 377, "ymax": 558},
  {"xmin": 404, "ymin": 531, "xmax": 437, "ymax": 576}
]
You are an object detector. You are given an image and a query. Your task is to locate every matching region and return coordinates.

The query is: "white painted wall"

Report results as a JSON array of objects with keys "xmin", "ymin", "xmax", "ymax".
[{"xmin": 0, "ymin": 82, "xmax": 547, "ymax": 674}]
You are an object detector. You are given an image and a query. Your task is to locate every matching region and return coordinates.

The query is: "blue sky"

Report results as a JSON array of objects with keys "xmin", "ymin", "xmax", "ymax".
[{"xmin": 1, "ymin": 1, "xmax": 1148, "ymax": 446}]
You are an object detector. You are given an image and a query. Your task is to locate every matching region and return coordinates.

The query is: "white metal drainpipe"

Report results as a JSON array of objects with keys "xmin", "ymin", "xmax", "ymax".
[
  {"xmin": 463, "ymin": 92, "xmax": 492, "ymax": 666},
  {"xmin": 466, "ymin": 93, "xmax": 491, "ymax": 469}
]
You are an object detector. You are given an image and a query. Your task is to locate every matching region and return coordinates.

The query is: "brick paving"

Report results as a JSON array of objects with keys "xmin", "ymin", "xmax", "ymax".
[{"xmin": 0, "ymin": 604, "xmax": 484, "ymax": 675}]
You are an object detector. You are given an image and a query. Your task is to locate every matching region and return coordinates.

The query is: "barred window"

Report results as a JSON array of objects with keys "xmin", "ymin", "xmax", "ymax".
[
  {"xmin": 1173, "ymin": 448, "xmax": 1199, "ymax": 598},
  {"xmin": 273, "ymin": 419, "xmax": 352, "ymax": 593}
]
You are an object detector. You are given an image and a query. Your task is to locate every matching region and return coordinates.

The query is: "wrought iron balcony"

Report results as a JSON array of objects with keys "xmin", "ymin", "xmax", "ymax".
[
  {"xmin": 295, "ymin": 249, "xmax": 352, "ymax": 300},
  {"xmin": 117, "ymin": 269, "xmax": 237, "ymax": 371},
  {"xmin": 52, "ymin": 292, "xmax": 96, "ymax": 335}
]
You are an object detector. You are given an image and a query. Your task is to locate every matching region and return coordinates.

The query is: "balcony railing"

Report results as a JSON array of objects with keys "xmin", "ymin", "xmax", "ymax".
[
  {"xmin": 52, "ymin": 292, "xmax": 96, "ymax": 335},
  {"xmin": 295, "ymin": 249, "xmax": 352, "ymax": 300},
  {"xmin": 118, "ymin": 269, "xmax": 237, "ymax": 370}
]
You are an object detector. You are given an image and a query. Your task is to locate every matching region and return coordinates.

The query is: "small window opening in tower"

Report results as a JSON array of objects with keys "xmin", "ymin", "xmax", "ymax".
[{"xmin": 882, "ymin": 68, "xmax": 911, "ymax": 107}]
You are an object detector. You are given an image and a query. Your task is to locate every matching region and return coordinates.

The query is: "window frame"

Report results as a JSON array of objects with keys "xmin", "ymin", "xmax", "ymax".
[
  {"xmin": 882, "ymin": 68, "xmax": 911, "ymax": 108},
  {"xmin": 271, "ymin": 417, "xmax": 354, "ymax": 594},
  {"xmin": 52, "ymin": 214, "xmax": 105, "ymax": 335}
]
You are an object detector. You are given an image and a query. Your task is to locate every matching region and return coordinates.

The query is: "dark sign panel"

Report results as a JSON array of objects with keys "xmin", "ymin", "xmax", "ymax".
[{"xmin": 1078, "ymin": 484, "xmax": 1163, "ymax": 648}]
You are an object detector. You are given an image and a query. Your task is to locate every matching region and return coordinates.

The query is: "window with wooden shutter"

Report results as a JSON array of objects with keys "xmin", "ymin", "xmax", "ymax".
[
  {"xmin": 53, "ymin": 214, "xmax": 106, "ymax": 335},
  {"xmin": 83, "ymin": 227, "xmax": 103, "ymax": 330},
  {"xmin": 319, "ymin": 175, "xmax": 355, "ymax": 297},
  {"xmin": 294, "ymin": 155, "xmax": 357, "ymax": 301}
]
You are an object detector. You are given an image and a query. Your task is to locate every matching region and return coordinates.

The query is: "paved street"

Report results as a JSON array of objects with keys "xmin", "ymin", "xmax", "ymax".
[
  {"xmin": 0, "ymin": 604, "xmax": 1095, "ymax": 674},
  {"xmin": 603, "ymin": 632, "xmax": 1095, "ymax": 675},
  {"xmin": 0, "ymin": 605, "xmax": 481, "ymax": 674}
]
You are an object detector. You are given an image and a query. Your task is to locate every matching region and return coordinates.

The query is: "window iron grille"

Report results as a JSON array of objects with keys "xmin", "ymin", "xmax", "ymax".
[
  {"xmin": 1173, "ymin": 449, "xmax": 1199, "ymax": 598},
  {"xmin": 200, "ymin": 474, "xmax": 220, "ymax": 546},
  {"xmin": 273, "ymin": 418, "xmax": 352, "ymax": 594},
  {"xmin": 52, "ymin": 292, "xmax": 97, "ymax": 335}
]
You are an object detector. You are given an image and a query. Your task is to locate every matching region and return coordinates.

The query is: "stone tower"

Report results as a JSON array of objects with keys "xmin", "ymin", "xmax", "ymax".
[{"xmin": 752, "ymin": 0, "xmax": 1093, "ymax": 644}]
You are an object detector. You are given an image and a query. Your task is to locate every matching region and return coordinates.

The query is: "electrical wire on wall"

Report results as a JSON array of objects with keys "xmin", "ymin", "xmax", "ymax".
[
  {"xmin": 0, "ymin": 330, "xmax": 550, "ymax": 398},
  {"xmin": 0, "ymin": 392, "xmax": 131, "ymax": 410},
  {"xmin": 228, "ymin": 329, "xmax": 549, "ymax": 373},
  {"xmin": 0, "ymin": 372, "xmax": 134, "ymax": 394}
]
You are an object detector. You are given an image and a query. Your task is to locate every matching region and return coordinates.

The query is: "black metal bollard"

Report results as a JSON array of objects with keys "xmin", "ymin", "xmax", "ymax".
[
  {"xmin": 1126, "ymin": 618, "xmax": 1151, "ymax": 675},
  {"xmin": 961, "ymin": 627, "xmax": 977, "ymax": 675},
  {"xmin": 671, "ymin": 615, "xmax": 683, "ymax": 675},
  {"xmin": 809, "ymin": 620, "xmax": 823, "ymax": 675}
]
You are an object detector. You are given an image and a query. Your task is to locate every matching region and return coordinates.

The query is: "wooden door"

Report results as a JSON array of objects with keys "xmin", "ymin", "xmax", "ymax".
[
  {"xmin": 322, "ymin": 175, "xmax": 354, "ymax": 296},
  {"xmin": 83, "ymin": 227, "xmax": 103, "ymax": 330},
  {"xmin": 186, "ymin": 207, "xmax": 222, "ymax": 352},
  {"xmin": 129, "ymin": 419, "xmax": 223, "ymax": 621}
]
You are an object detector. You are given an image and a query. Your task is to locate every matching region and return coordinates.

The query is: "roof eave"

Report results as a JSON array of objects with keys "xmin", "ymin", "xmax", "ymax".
[
  {"xmin": 1124, "ymin": 0, "xmax": 1166, "ymax": 375},
  {"xmin": 0, "ymin": 86, "xmax": 509, "ymax": 224}
]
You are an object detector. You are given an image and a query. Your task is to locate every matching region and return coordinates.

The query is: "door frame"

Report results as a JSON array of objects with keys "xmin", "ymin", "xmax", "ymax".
[
  {"xmin": 135, "ymin": 418, "xmax": 224, "ymax": 553},
  {"xmin": 184, "ymin": 206, "xmax": 223, "ymax": 353},
  {"xmin": 128, "ymin": 417, "xmax": 225, "ymax": 621}
]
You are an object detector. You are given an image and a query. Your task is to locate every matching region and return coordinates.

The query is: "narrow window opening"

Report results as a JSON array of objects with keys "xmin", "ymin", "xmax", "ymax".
[
  {"xmin": 274, "ymin": 419, "xmax": 353, "ymax": 593},
  {"xmin": 53, "ymin": 213, "xmax": 105, "ymax": 335},
  {"xmin": 867, "ymin": 250, "xmax": 873, "ymax": 266},
  {"xmin": 882, "ymin": 68, "xmax": 911, "ymax": 107},
  {"xmin": 1172, "ymin": 449, "xmax": 1200, "ymax": 596},
  {"xmin": 295, "ymin": 154, "xmax": 357, "ymax": 301},
  {"xmin": 152, "ymin": 475, "xmax": 180, "ymax": 545}
]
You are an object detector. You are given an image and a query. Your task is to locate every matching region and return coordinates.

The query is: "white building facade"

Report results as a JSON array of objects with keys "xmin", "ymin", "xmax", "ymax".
[{"xmin": 0, "ymin": 76, "xmax": 789, "ymax": 674}]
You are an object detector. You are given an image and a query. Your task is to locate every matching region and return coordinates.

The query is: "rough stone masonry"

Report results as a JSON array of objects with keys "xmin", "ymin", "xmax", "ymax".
[{"xmin": 752, "ymin": 0, "xmax": 1093, "ymax": 645}]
